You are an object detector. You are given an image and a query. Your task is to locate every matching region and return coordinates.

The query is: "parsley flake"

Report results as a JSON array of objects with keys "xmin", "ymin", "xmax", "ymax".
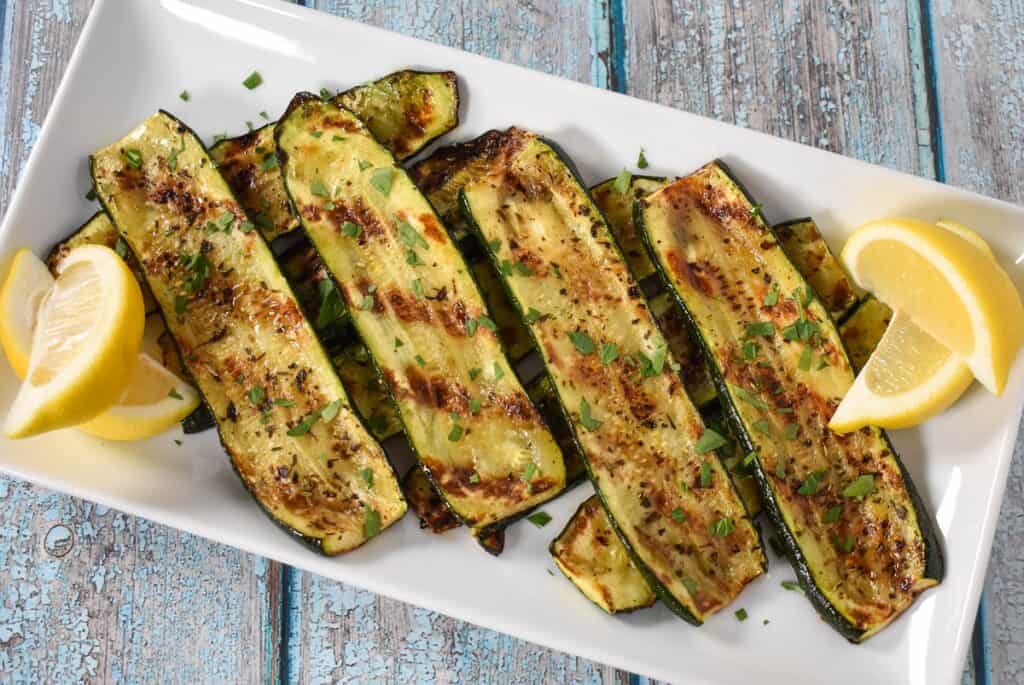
[
  {"xmin": 242, "ymin": 71, "xmax": 263, "ymax": 90},
  {"xmin": 798, "ymin": 470, "xmax": 826, "ymax": 495},
  {"xmin": 342, "ymin": 221, "xmax": 361, "ymax": 238},
  {"xmin": 363, "ymin": 508, "xmax": 382, "ymax": 538},
  {"xmin": 370, "ymin": 167, "xmax": 394, "ymax": 195},
  {"xmin": 579, "ymin": 398, "xmax": 602, "ymax": 431},
  {"xmin": 599, "ymin": 342, "xmax": 618, "ymax": 365},
  {"xmin": 527, "ymin": 511, "xmax": 552, "ymax": 528},
  {"xmin": 568, "ymin": 330, "xmax": 595, "ymax": 355},
  {"xmin": 694, "ymin": 428, "xmax": 727, "ymax": 454},
  {"xmin": 699, "ymin": 461, "xmax": 713, "ymax": 488},
  {"xmin": 168, "ymin": 388, "xmax": 184, "ymax": 400},
  {"xmin": 613, "ymin": 168, "xmax": 632, "ymax": 194},
  {"xmin": 842, "ymin": 474, "xmax": 876, "ymax": 498},
  {"xmin": 637, "ymin": 148, "xmax": 649, "ymax": 169}
]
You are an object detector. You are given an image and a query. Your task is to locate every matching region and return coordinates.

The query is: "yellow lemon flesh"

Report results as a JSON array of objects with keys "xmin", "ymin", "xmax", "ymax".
[
  {"xmin": 77, "ymin": 352, "xmax": 199, "ymax": 441},
  {"xmin": 841, "ymin": 218, "xmax": 1024, "ymax": 395},
  {"xmin": 3, "ymin": 245, "xmax": 145, "ymax": 438},
  {"xmin": 829, "ymin": 312, "xmax": 974, "ymax": 432}
]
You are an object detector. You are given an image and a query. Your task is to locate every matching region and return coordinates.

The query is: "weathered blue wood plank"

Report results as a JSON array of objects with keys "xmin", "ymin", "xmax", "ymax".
[
  {"xmin": 0, "ymin": 2, "xmax": 282, "ymax": 683},
  {"xmin": 923, "ymin": 1, "xmax": 1024, "ymax": 682}
]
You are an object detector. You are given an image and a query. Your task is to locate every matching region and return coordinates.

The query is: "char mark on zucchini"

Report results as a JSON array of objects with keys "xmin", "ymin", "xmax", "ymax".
[
  {"xmin": 276, "ymin": 94, "xmax": 566, "ymax": 530},
  {"xmin": 211, "ymin": 70, "xmax": 459, "ymax": 243},
  {"xmin": 91, "ymin": 110, "xmax": 406, "ymax": 555},
  {"xmin": 459, "ymin": 128, "xmax": 765, "ymax": 624},
  {"xmin": 637, "ymin": 160, "xmax": 942, "ymax": 641}
]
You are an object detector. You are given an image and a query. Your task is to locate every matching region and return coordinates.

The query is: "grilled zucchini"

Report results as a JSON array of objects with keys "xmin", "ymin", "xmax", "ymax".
[
  {"xmin": 590, "ymin": 176, "xmax": 667, "ymax": 281},
  {"xmin": 638, "ymin": 161, "xmax": 942, "ymax": 641},
  {"xmin": 277, "ymin": 95, "xmax": 565, "ymax": 529},
  {"xmin": 460, "ymin": 129, "xmax": 765, "ymax": 623},
  {"xmin": 211, "ymin": 70, "xmax": 459, "ymax": 242},
  {"xmin": 839, "ymin": 296, "xmax": 893, "ymax": 371},
  {"xmin": 91, "ymin": 111, "xmax": 405, "ymax": 554},
  {"xmin": 551, "ymin": 496, "xmax": 656, "ymax": 614},
  {"xmin": 404, "ymin": 465, "xmax": 460, "ymax": 533},
  {"xmin": 774, "ymin": 218, "xmax": 865, "ymax": 321}
]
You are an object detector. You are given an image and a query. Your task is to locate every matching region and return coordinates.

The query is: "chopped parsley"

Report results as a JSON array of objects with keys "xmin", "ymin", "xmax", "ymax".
[
  {"xmin": 637, "ymin": 148, "xmax": 649, "ymax": 169},
  {"xmin": 274, "ymin": 399, "xmax": 295, "ymax": 407},
  {"xmin": 247, "ymin": 385, "xmax": 265, "ymax": 405},
  {"xmin": 468, "ymin": 472, "xmax": 481, "ymax": 484},
  {"xmin": 469, "ymin": 367, "xmax": 482, "ymax": 381},
  {"xmin": 180, "ymin": 252, "xmax": 211, "ymax": 295},
  {"xmin": 361, "ymin": 293, "xmax": 375, "ymax": 311},
  {"xmin": 781, "ymin": 580, "xmax": 804, "ymax": 594},
  {"xmin": 681, "ymin": 577, "xmax": 698, "ymax": 595},
  {"xmin": 709, "ymin": 517, "xmax": 735, "ymax": 537},
  {"xmin": 781, "ymin": 422, "xmax": 799, "ymax": 440},
  {"xmin": 397, "ymin": 220, "xmax": 429, "ymax": 249},
  {"xmin": 823, "ymin": 505, "xmax": 842, "ymax": 524},
  {"xmin": 124, "ymin": 149, "xmax": 143, "ymax": 169},
  {"xmin": 359, "ymin": 468, "xmax": 374, "ymax": 488},
  {"xmin": 694, "ymin": 428, "xmax": 727, "ymax": 454},
  {"xmin": 731, "ymin": 385, "xmax": 768, "ymax": 409},
  {"xmin": 487, "ymin": 238, "xmax": 501, "ymax": 252},
  {"xmin": 406, "ymin": 249, "xmax": 423, "ymax": 265},
  {"xmin": 798, "ymin": 344, "xmax": 813, "ymax": 371},
  {"xmin": 260, "ymin": 154, "xmax": 278, "ymax": 171},
  {"xmin": 751, "ymin": 419, "xmax": 772, "ymax": 435},
  {"xmin": 315, "ymin": 280, "xmax": 344, "ymax": 330},
  {"xmin": 85, "ymin": 187, "xmax": 97, "ymax": 201},
  {"xmin": 527, "ymin": 511, "xmax": 552, "ymax": 528},
  {"xmin": 310, "ymin": 179, "xmax": 329, "ymax": 198},
  {"xmin": 468, "ymin": 398, "xmax": 482, "ymax": 414},
  {"xmin": 842, "ymin": 474, "xmax": 876, "ymax": 498},
  {"xmin": 838, "ymin": 534, "xmax": 855, "ymax": 553},
  {"xmin": 341, "ymin": 221, "xmax": 361, "ymax": 238},
  {"xmin": 741, "ymin": 450, "xmax": 758, "ymax": 468},
  {"xmin": 798, "ymin": 469, "xmax": 825, "ymax": 495},
  {"xmin": 242, "ymin": 71, "xmax": 263, "ymax": 90},
  {"xmin": 415, "ymin": 355, "xmax": 427, "ymax": 367},
  {"xmin": 613, "ymin": 168, "xmax": 632, "ymax": 194},
  {"xmin": 522, "ymin": 462, "xmax": 537, "ymax": 483},
  {"xmin": 370, "ymin": 167, "xmax": 394, "ymax": 195},
  {"xmin": 699, "ymin": 461, "xmax": 712, "ymax": 488},
  {"xmin": 363, "ymin": 508, "xmax": 382, "ymax": 538},
  {"xmin": 599, "ymin": 342, "xmax": 618, "ymax": 365},
  {"xmin": 492, "ymin": 362, "xmax": 504, "ymax": 381},
  {"xmin": 523, "ymin": 307, "xmax": 542, "ymax": 324},
  {"xmin": 393, "ymin": 337, "xmax": 404, "ymax": 349},
  {"xmin": 568, "ymin": 330, "xmax": 595, "ymax": 355},
  {"xmin": 179, "ymin": 90, "xmax": 190, "ymax": 102},
  {"xmin": 749, "ymin": 204, "xmax": 763, "ymax": 219},
  {"xmin": 166, "ymin": 136, "xmax": 186, "ymax": 171},
  {"xmin": 735, "ymin": 608, "xmax": 748, "ymax": 621},
  {"xmin": 764, "ymin": 283, "xmax": 779, "ymax": 306},
  {"xmin": 168, "ymin": 388, "xmax": 184, "ymax": 400},
  {"xmin": 412, "ymin": 278, "xmax": 424, "ymax": 299},
  {"xmin": 670, "ymin": 507, "xmax": 686, "ymax": 523},
  {"xmin": 579, "ymin": 398, "xmax": 601, "ymax": 431},
  {"xmin": 320, "ymin": 399, "xmax": 342, "ymax": 422},
  {"xmin": 744, "ymin": 321, "xmax": 774, "ymax": 338},
  {"xmin": 448, "ymin": 423, "xmax": 464, "ymax": 442},
  {"xmin": 288, "ymin": 410, "xmax": 321, "ymax": 436},
  {"xmin": 741, "ymin": 340, "xmax": 759, "ymax": 360}
]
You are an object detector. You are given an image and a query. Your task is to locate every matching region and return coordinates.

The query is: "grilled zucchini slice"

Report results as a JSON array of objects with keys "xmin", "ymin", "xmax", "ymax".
[
  {"xmin": 91, "ymin": 111, "xmax": 405, "ymax": 554},
  {"xmin": 774, "ymin": 218, "xmax": 865, "ymax": 321},
  {"xmin": 277, "ymin": 95, "xmax": 565, "ymax": 529},
  {"xmin": 47, "ymin": 210, "xmax": 157, "ymax": 314},
  {"xmin": 459, "ymin": 129, "xmax": 765, "ymax": 623},
  {"xmin": 637, "ymin": 161, "xmax": 942, "ymax": 641},
  {"xmin": 211, "ymin": 70, "xmax": 459, "ymax": 242},
  {"xmin": 551, "ymin": 496, "xmax": 656, "ymax": 614},
  {"xmin": 590, "ymin": 176, "xmax": 668, "ymax": 281},
  {"xmin": 839, "ymin": 296, "xmax": 893, "ymax": 371},
  {"xmin": 403, "ymin": 465, "xmax": 460, "ymax": 533}
]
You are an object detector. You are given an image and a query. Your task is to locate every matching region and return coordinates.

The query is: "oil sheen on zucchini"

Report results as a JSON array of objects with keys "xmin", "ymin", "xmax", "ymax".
[
  {"xmin": 774, "ymin": 218, "xmax": 865, "ymax": 321},
  {"xmin": 276, "ymin": 95, "xmax": 565, "ymax": 529},
  {"xmin": 638, "ymin": 161, "xmax": 942, "ymax": 641},
  {"xmin": 211, "ymin": 70, "xmax": 458, "ymax": 242},
  {"xmin": 459, "ymin": 129, "xmax": 765, "ymax": 623},
  {"xmin": 551, "ymin": 496, "xmax": 656, "ymax": 614},
  {"xmin": 91, "ymin": 110, "xmax": 405, "ymax": 554}
]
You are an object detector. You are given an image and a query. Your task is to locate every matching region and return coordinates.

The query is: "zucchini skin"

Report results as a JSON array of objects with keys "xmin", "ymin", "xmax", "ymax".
[
  {"xmin": 773, "ymin": 217, "xmax": 865, "ymax": 322},
  {"xmin": 459, "ymin": 130, "xmax": 765, "ymax": 624},
  {"xmin": 838, "ymin": 296, "xmax": 893, "ymax": 371},
  {"xmin": 211, "ymin": 70, "xmax": 459, "ymax": 242},
  {"xmin": 276, "ymin": 94, "xmax": 566, "ymax": 530},
  {"xmin": 91, "ymin": 110, "xmax": 406, "ymax": 555},
  {"xmin": 637, "ymin": 160, "xmax": 943, "ymax": 641}
]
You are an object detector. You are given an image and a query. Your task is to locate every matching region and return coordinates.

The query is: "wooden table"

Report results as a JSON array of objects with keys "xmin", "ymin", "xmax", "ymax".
[{"xmin": 1, "ymin": 1, "xmax": 1020, "ymax": 682}]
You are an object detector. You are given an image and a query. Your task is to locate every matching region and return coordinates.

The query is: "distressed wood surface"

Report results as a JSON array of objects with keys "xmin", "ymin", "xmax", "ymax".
[
  {"xmin": 0, "ymin": 0, "xmax": 1021, "ymax": 683},
  {"xmin": 930, "ymin": 1, "xmax": 1024, "ymax": 682}
]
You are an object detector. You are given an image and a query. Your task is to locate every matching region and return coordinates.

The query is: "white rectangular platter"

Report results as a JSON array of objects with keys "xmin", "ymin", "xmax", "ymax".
[{"xmin": 2, "ymin": 1, "xmax": 1023, "ymax": 683}]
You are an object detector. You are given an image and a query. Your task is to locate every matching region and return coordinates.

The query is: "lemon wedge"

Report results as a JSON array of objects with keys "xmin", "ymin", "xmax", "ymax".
[
  {"xmin": 829, "ymin": 312, "xmax": 974, "ymax": 432},
  {"xmin": 0, "ymin": 249, "xmax": 53, "ymax": 378},
  {"xmin": 77, "ymin": 353, "xmax": 199, "ymax": 440},
  {"xmin": 841, "ymin": 218, "xmax": 1024, "ymax": 395},
  {"xmin": 4, "ymin": 245, "xmax": 145, "ymax": 438}
]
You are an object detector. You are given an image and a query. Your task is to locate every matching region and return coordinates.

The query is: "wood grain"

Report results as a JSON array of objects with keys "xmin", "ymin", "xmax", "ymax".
[
  {"xmin": 930, "ymin": 2, "xmax": 1024, "ymax": 682},
  {"xmin": 621, "ymin": 0, "xmax": 932, "ymax": 177}
]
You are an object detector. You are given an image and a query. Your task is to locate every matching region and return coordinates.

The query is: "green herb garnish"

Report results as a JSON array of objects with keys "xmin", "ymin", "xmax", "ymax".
[
  {"xmin": 745, "ymin": 321, "xmax": 774, "ymax": 338},
  {"xmin": 709, "ymin": 518, "xmax": 735, "ymax": 537},
  {"xmin": 469, "ymin": 398, "xmax": 482, "ymax": 414},
  {"xmin": 637, "ymin": 148, "xmax": 649, "ymax": 169},
  {"xmin": 448, "ymin": 423, "xmax": 464, "ymax": 442},
  {"xmin": 168, "ymin": 388, "xmax": 184, "ymax": 400},
  {"xmin": 523, "ymin": 307, "xmax": 542, "ymax": 324},
  {"xmin": 341, "ymin": 221, "xmax": 361, "ymax": 238},
  {"xmin": 579, "ymin": 398, "xmax": 602, "ymax": 431},
  {"xmin": 823, "ymin": 505, "xmax": 842, "ymax": 524},
  {"xmin": 415, "ymin": 355, "xmax": 427, "ymax": 367},
  {"xmin": 781, "ymin": 580, "xmax": 804, "ymax": 594},
  {"xmin": 764, "ymin": 283, "xmax": 779, "ymax": 306},
  {"xmin": 670, "ymin": 507, "xmax": 686, "ymax": 523},
  {"xmin": 363, "ymin": 508, "xmax": 382, "ymax": 538},
  {"xmin": 469, "ymin": 367, "xmax": 482, "ymax": 381},
  {"xmin": 248, "ymin": 385, "xmax": 265, "ymax": 405},
  {"xmin": 320, "ymin": 399, "xmax": 342, "ymax": 422},
  {"xmin": 370, "ymin": 167, "xmax": 394, "ymax": 195},
  {"xmin": 310, "ymin": 179, "xmax": 329, "ymax": 198},
  {"xmin": 359, "ymin": 467, "xmax": 374, "ymax": 488},
  {"xmin": 599, "ymin": 342, "xmax": 618, "ymax": 365},
  {"xmin": 569, "ymin": 330, "xmax": 595, "ymax": 355},
  {"xmin": 124, "ymin": 149, "xmax": 143, "ymax": 169},
  {"xmin": 842, "ymin": 474, "xmax": 876, "ymax": 498},
  {"xmin": 527, "ymin": 511, "xmax": 552, "ymax": 528},
  {"xmin": 699, "ymin": 461, "xmax": 712, "ymax": 488},
  {"xmin": 492, "ymin": 362, "xmax": 504, "ymax": 381},
  {"xmin": 315, "ymin": 280, "xmax": 344, "ymax": 330},
  {"xmin": 613, "ymin": 168, "xmax": 632, "ymax": 194},
  {"xmin": 288, "ymin": 410, "xmax": 321, "ymax": 436},
  {"xmin": 179, "ymin": 90, "xmax": 190, "ymax": 101},
  {"xmin": 731, "ymin": 385, "xmax": 768, "ymax": 409},
  {"xmin": 242, "ymin": 71, "xmax": 263, "ymax": 90},
  {"xmin": 412, "ymin": 278, "xmax": 424, "ymax": 299},
  {"xmin": 694, "ymin": 428, "xmax": 727, "ymax": 454},
  {"xmin": 798, "ymin": 345, "xmax": 813, "ymax": 371},
  {"xmin": 798, "ymin": 470, "xmax": 825, "ymax": 495},
  {"xmin": 735, "ymin": 608, "xmax": 748, "ymax": 621}
]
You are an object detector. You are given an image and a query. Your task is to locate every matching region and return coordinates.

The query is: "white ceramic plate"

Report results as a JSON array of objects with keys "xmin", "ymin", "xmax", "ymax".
[{"xmin": 2, "ymin": 1, "xmax": 1022, "ymax": 683}]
